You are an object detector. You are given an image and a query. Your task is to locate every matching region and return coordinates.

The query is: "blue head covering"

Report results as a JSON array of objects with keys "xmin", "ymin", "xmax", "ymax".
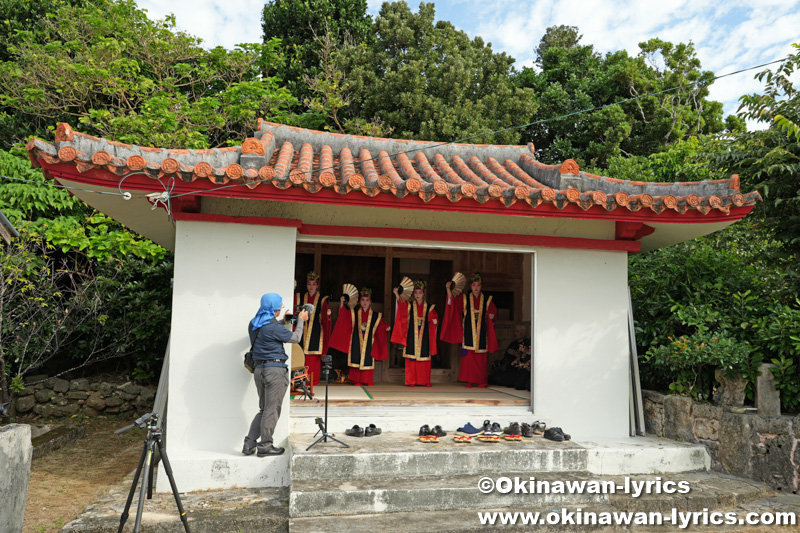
[{"xmin": 251, "ymin": 293, "xmax": 282, "ymax": 330}]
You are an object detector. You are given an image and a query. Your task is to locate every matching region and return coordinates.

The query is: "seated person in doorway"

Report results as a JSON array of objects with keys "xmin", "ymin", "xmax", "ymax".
[
  {"xmin": 489, "ymin": 325, "xmax": 531, "ymax": 390},
  {"xmin": 329, "ymin": 287, "xmax": 390, "ymax": 386},
  {"xmin": 490, "ymin": 323, "xmax": 529, "ymax": 376},
  {"xmin": 440, "ymin": 272, "xmax": 498, "ymax": 388},
  {"xmin": 391, "ymin": 280, "xmax": 439, "ymax": 387},
  {"xmin": 294, "ymin": 271, "xmax": 332, "ymax": 386}
]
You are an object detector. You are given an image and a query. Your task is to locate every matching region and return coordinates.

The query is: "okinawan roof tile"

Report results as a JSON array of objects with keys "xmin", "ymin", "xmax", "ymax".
[
  {"xmin": 140, "ymin": 146, "xmax": 162, "ymax": 154},
  {"xmin": 55, "ymin": 123, "xmax": 73, "ymax": 142},
  {"xmin": 682, "ymin": 194, "xmax": 701, "ymax": 207},
  {"xmin": 194, "ymin": 162, "xmax": 213, "ymax": 178},
  {"xmin": 259, "ymin": 166, "xmax": 275, "ymax": 181},
  {"xmin": 76, "ymin": 161, "xmax": 93, "ymax": 173},
  {"xmin": 211, "ymin": 174, "xmax": 230, "ymax": 185},
  {"xmin": 461, "ymin": 183, "xmax": 476, "ymax": 198},
  {"xmin": 406, "ymin": 177, "xmax": 422, "ymax": 193},
  {"xmin": 319, "ymin": 171, "xmax": 336, "ymax": 187},
  {"xmin": 242, "ymin": 138, "xmax": 265, "ymax": 156},
  {"xmin": 126, "ymin": 155, "xmax": 147, "ymax": 171},
  {"xmin": 226, "ymin": 164, "xmax": 244, "ymax": 180},
  {"xmin": 631, "ymin": 193, "xmax": 654, "ymax": 208},
  {"xmin": 433, "ymin": 180, "xmax": 450, "ymax": 196},
  {"xmin": 58, "ymin": 146, "xmax": 78, "ymax": 162},
  {"xmin": 350, "ymin": 173, "xmax": 365, "ymax": 190},
  {"xmin": 515, "ymin": 185, "xmax": 530, "ymax": 199},
  {"xmin": 709, "ymin": 195, "xmax": 722, "ymax": 209},
  {"xmin": 614, "ymin": 191, "xmax": 630, "ymax": 207},
  {"xmin": 731, "ymin": 193, "xmax": 745, "ymax": 207},
  {"xmin": 91, "ymin": 150, "xmax": 111, "ymax": 166},
  {"xmin": 730, "ymin": 174, "xmax": 740, "ymax": 191},
  {"xmin": 378, "ymin": 174, "xmax": 392, "ymax": 190},
  {"xmin": 274, "ymin": 142, "xmax": 293, "ymax": 179},
  {"xmin": 592, "ymin": 190, "xmax": 607, "ymax": 204},
  {"xmin": 662, "ymin": 195, "xmax": 678, "ymax": 209},
  {"xmin": 541, "ymin": 187, "xmax": 556, "ymax": 202},
  {"xmin": 161, "ymin": 158, "xmax": 180, "ymax": 174},
  {"xmin": 359, "ymin": 149, "xmax": 380, "ymax": 187},
  {"xmin": 564, "ymin": 188, "xmax": 580, "ymax": 202},
  {"xmin": 560, "ymin": 159, "xmax": 580, "ymax": 175},
  {"xmin": 488, "ymin": 183, "xmax": 503, "ymax": 197},
  {"xmin": 289, "ymin": 169, "xmax": 308, "ymax": 184}
]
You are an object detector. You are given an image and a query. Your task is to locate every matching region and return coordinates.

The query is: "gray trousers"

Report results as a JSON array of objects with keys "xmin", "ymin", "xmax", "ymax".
[{"xmin": 245, "ymin": 365, "xmax": 289, "ymax": 449}]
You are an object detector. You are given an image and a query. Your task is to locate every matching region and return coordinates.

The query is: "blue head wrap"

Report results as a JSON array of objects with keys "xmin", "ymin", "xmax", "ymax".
[{"xmin": 251, "ymin": 293, "xmax": 282, "ymax": 330}]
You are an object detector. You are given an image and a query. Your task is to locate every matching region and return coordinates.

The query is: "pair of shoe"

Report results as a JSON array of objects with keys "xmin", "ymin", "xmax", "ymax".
[
  {"xmin": 481, "ymin": 420, "xmax": 503, "ymax": 436},
  {"xmin": 543, "ymin": 427, "xmax": 571, "ymax": 442},
  {"xmin": 503, "ymin": 422, "xmax": 523, "ymax": 441},
  {"xmin": 345, "ymin": 424, "xmax": 382, "ymax": 437},
  {"xmin": 419, "ymin": 424, "xmax": 446, "ymax": 442},
  {"xmin": 455, "ymin": 422, "xmax": 483, "ymax": 436},
  {"xmin": 453, "ymin": 435, "xmax": 472, "ymax": 443},
  {"xmin": 526, "ymin": 421, "xmax": 546, "ymax": 436}
]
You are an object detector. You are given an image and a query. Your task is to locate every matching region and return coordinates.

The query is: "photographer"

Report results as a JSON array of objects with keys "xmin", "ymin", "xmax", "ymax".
[
  {"xmin": 489, "ymin": 324, "xmax": 531, "ymax": 390},
  {"xmin": 242, "ymin": 293, "xmax": 308, "ymax": 457}
]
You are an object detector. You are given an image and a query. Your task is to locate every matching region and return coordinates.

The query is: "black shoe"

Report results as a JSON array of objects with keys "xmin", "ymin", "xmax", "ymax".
[
  {"xmin": 481, "ymin": 419, "xmax": 492, "ymax": 434},
  {"xmin": 256, "ymin": 445, "xmax": 285, "ymax": 456},
  {"xmin": 431, "ymin": 425, "xmax": 447, "ymax": 437},
  {"xmin": 531, "ymin": 421, "xmax": 546, "ymax": 435},
  {"xmin": 551, "ymin": 427, "xmax": 571, "ymax": 440},
  {"xmin": 490, "ymin": 422, "xmax": 503, "ymax": 436},
  {"xmin": 543, "ymin": 428, "xmax": 564, "ymax": 442},
  {"xmin": 346, "ymin": 425, "xmax": 364, "ymax": 437},
  {"xmin": 503, "ymin": 422, "xmax": 521, "ymax": 436},
  {"xmin": 242, "ymin": 444, "xmax": 256, "ymax": 456},
  {"xmin": 520, "ymin": 423, "xmax": 533, "ymax": 438},
  {"xmin": 419, "ymin": 424, "xmax": 431, "ymax": 437},
  {"xmin": 365, "ymin": 424, "xmax": 382, "ymax": 437}
]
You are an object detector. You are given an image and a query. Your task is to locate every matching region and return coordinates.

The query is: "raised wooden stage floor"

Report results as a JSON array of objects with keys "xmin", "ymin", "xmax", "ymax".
[{"xmin": 290, "ymin": 383, "xmax": 530, "ymax": 406}]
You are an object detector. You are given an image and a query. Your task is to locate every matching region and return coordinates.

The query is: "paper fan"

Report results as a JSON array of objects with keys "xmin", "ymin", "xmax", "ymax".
[
  {"xmin": 450, "ymin": 272, "xmax": 466, "ymax": 296},
  {"xmin": 398, "ymin": 276, "xmax": 414, "ymax": 302},
  {"xmin": 342, "ymin": 283, "xmax": 358, "ymax": 309}
]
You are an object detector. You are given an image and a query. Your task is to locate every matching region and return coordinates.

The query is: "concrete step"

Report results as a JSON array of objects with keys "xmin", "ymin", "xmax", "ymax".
[
  {"xmin": 289, "ymin": 471, "xmax": 606, "ymax": 517},
  {"xmin": 290, "ymin": 432, "xmax": 586, "ymax": 481},
  {"xmin": 290, "ymin": 475, "xmax": 782, "ymax": 531}
]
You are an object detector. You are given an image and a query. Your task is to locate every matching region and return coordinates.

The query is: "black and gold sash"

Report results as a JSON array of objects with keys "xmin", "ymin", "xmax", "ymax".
[
  {"xmin": 404, "ymin": 303, "xmax": 435, "ymax": 361},
  {"xmin": 462, "ymin": 293, "xmax": 493, "ymax": 353},
  {"xmin": 300, "ymin": 292, "xmax": 327, "ymax": 355},
  {"xmin": 347, "ymin": 308, "xmax": 382, "ymax": 370}
]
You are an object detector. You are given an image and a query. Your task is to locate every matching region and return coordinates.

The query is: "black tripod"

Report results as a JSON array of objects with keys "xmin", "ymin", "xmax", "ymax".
[
  {"xmin": 306, "ymin": 355, "xmax": 349, "ymax": 451},
  {"xmin": 115, "ymin": 413, "xmax": 190, "ymax": 533}
]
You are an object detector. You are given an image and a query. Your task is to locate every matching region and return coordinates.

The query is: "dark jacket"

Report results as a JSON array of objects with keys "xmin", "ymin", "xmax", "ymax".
[{"xmin": 249, "ymin": 317, "xmax": 304, "ymax": 368}]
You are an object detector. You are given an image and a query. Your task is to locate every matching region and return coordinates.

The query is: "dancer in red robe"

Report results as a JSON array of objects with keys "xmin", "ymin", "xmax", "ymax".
[
  {"xmin": 440, "ymin": 272, "xmax": 498, "ymax": 388},
  {"xmin": 329, "ymin": 287, "xmax": 390, "ymax": 386},
  {"xmin": 391, "ymin": 280, "xmax": 439, "ymax": 387},
  {"xmin": 293, "ymin": 271, "xmax": 332, "ymax": 385}
]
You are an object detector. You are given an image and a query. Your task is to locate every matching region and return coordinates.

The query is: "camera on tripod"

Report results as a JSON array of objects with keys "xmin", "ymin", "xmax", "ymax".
[{"xmin": 321, "ymin": 354, "xmax": 333, "ymax": 374}]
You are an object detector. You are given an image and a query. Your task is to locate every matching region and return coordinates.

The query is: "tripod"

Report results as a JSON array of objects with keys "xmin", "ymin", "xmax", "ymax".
[
  {"xmin": 115, "ymin": 413, "xmax": 191, "ymax": 533},
  {"xmin": 306, "ymin": 355, "xmax": 349, "ymax": 451}
]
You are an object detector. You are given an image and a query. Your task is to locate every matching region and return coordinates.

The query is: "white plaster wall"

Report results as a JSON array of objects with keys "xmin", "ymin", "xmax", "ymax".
[
  {"xmin": 532, "ymin": 248, "xmax": 630, "ymax": 438},
  {"xmin": 156, "ymin": 220, "xmax": 296, "ymax": 492}
]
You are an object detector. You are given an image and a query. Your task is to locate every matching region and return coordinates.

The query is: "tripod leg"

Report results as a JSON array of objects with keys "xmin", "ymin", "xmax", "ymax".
[
  {"xmin": 155, "ymin": 437, "xmax": 192, "ymax": 533},
  {"xmin": 117, "ymin": 440, "xmax": 148, "ymax": 533},
  {"xmin": 132, "ymin": 438, "xmax": 155, "ymax": 533}
]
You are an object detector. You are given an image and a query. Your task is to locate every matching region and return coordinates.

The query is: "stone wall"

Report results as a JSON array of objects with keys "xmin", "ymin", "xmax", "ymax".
[
  {"xmin": 11, "ymin": 375, "xmax": 156, "ymax": 418},
  {"xmin": 0, "ymin": 424, "xmax": 32, "ymax": 533},
  {"xmin": 643, "ymin": 390, "xmax": 800, "ymax": 492}
]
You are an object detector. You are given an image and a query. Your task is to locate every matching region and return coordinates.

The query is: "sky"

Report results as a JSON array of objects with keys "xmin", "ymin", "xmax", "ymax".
[{"xmin": 135, "ymin": 0, "xmax": 800, "ymax": 122}]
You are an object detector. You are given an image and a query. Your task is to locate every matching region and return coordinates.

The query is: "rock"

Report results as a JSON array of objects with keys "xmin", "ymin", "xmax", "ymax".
[
  {"xmin": 33, "ymin": 404, "xmax": 68, "ymax": 417},
  {"xmin": 663, "ymin": 395, "xmax": 694, "ymax": 442},
  {"xmin": 82, "ymin": 407, "xmax": 100, "ymax": 417},
  {"xmin": 104, "ymin": 396, "xmax": 124, "ymax": 408},
  {"xmin": 69, "ymin": 379, "xmax": 90, "ymax": 392},
  {"xmin": 755, "ymin": 363, "xmax": 781, "ymax": 415},
  {"xmin": 751, "ymin": 415, "xmax": 791, "ymax": 435},
  {"xmin": 713, "ymin": 369, "xmax": 747, "ymax": 407},
  {"xmin": 15, "ymin": 386, "xmax": 34, "ymax": 397},
  {"xmin": 642, "ymin": 390, "xmax": 665, "ymax": 403},
  {"xmin": 718, "ymin": 413, "xmax": 751, "ymax": 477},
  {"xmin": 34, "ymin": 389, "xmax": 54, "ymax": 403},
  {"xmin": 692, "ymin": 403, "xmax": 722, "ymax": 420},
  {"xmin": 15, "ymin": 395, "xmax": 36, "ymax": 413},
  {"xmin": 85, "ymin": 392, "xmax": 106, "ymax": 411},
  {"xmin": 45, "ymin": 377, "xmax": 70, "ymax": 393},
  {"xmin": 67, "ymin": 391, "xmax": 89, "ymax": 401},
  {"xmin": 694, "ymin": 418, "xmax": 720, "ymax": 441},
  {"xmin": 98, "ymin": 382, "xmax": 115, "ymax": 396},
  {"xmin": 643, "ymin": 398, "xmax": 664, "ymax": 436},
  {"xmin": 794, "ymin": 415, "xmax": 800, "ymax": 439},
  {"xmin": 749, "ymin": 431, "xmax": 794, "ymax": 491},
  {"xmin": 24, "ymin": 374, "xmax": 48, "ymax": 386}
]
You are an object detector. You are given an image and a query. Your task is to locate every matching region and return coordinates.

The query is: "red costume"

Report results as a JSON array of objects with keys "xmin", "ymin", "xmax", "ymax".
[
  {"xmin": 294, "ymin": 291, "xmax": 332, "ymax": 385},
  {"xmin": 330, "ymin": 306, "xmax": 389, "ymax": 386},
  {"xmin": 441, "ymin": 291, "xmax": 498, "ymax": 387},
  {"xmin": 391, "ymin": 300, "xmax": 438, "ymax": 386}
]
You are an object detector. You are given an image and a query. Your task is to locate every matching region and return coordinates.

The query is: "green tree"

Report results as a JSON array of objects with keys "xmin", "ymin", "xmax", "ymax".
[
  {"xmin": 0, "ymin": 0, "xmax": 299, "ymax": 148},
  {"xmin": 262, "ymin": 0, "xmax": 373, "ymax": 106},
  {"xmin": 516, "ymin": 27, "xmax": 728, "ymax": 167},
  {"xmin": 338, "ymin": 1, "xmax": 537, "ymax": 144}
]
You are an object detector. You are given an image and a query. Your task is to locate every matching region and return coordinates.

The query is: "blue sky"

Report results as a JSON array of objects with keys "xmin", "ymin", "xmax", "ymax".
[{"xmin": 135, "ymin": 0, "xmax": 800, "ymax": 121}]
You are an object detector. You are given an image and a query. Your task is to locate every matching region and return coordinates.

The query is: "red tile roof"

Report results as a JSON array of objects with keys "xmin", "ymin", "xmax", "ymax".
[{"xmin": 26, "ymin": 120, "xmax": 760, "ymax": 217}]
